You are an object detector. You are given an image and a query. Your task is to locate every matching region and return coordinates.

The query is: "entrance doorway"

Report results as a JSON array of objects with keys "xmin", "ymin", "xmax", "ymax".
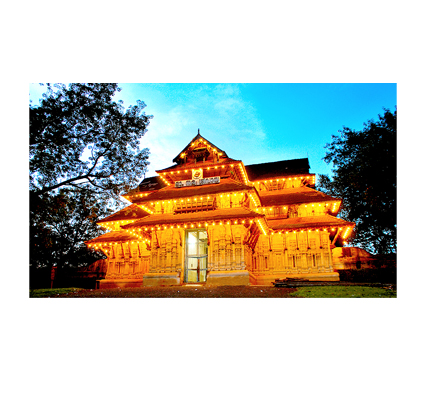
[{"xmin": 185, "ymin": 229, "xmax": 208, "ymax": 283}]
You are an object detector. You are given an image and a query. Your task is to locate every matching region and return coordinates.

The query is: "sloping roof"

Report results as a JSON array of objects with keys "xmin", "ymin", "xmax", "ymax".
[
  {"xmin": 122, "ymin": 208, "xmax": 265, "ymax": 228},
  {"xmin": 172, "ymin": 132, "xmax": 228, "ymax": 164},
  {"xmin": 97, "ymin": 204, "xmax": 148, "ymax": 223},
  {"xmin": 132, "ymin": 178, "xmax": 256, "ymax": 203},
  {"xmin": 245, "ymin": 158, "xmax": 310, "ymax": 181},
  {"xmin": 258, "ymin": 187, "xmax": 340, "ymax": 207},
  {"xmin": 138, "ymin": 176, "xmax": 167, "ymax": 192},
  {"xmin": 156, "ymin": 157, "xmax": 241, "ymax": 174},
  {"xmin": 267, "ymin": 215, "xmax": 355, "ymax": 231},
  {"xmin": 85, "ymin": 230, "xmax": 138, "ymax": 244}
]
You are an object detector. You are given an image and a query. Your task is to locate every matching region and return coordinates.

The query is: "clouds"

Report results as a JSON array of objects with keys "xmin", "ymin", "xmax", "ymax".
[
  {"xmin": 131, "ymin": 83, "xmax": 266, "ymax": 176},
  {"xmin": 141, "ymin": 105, "xmax": 194, "ymax": 175}
]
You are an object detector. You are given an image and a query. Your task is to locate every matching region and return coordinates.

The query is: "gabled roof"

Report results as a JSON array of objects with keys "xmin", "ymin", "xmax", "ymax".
[
  {"xmin": 267, "ymin": 215, "xmax": 355, "ymax": 231},
  {"xmin": 97, "ymin": 204, "xmax": 148, "ymax": 224},
  {"xmin": 245, "ymin": 158, "xmax": 310, "ymax": 181},
  {"xmin": 122, "ymin": 208, "xmax": 265, "ymax": 228},
  {"xmin": 132, "ymin": 178, "xmax": 256, "ymax": 204},
  {"xmin": 258, "ymin": 187, "xmax": 340, "ymax": 207},
  {"xmin": 172, "ymin": 132, "xmax": 228, "ymax": 164}
]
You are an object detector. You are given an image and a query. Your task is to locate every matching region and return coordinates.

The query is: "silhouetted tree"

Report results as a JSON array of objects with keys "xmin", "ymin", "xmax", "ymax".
[
  {"xmin": 30, "ymin": 83, "xmax": 152, "ymax": 270},
  {"xmin": 318, "ymin": 108, "xmax": 396, "ymax": 254}
]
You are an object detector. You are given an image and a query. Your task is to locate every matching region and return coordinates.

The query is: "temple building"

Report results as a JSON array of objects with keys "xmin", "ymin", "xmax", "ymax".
[{"xmin": 86, "ymin": 132, "xmax": 355, "ymax": 288}]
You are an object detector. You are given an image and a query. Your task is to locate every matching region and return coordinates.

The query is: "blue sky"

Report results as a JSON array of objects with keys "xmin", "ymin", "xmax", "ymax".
[{"xmin": 29, "ymin": 83, "xmax": 396, "ymax": 179}]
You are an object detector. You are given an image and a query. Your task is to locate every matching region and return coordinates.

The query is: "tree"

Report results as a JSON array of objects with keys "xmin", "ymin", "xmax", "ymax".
[
  {"xmin": 30, "ymin": 83, "xmax": 152, "ymax": 270},
  {"xmin": 30, "ymin": 189, "xmax": 107, "ymax": 270},
  {"xmin": 318, "ymin": 108, "xmax": 396, "ymax": 254}
]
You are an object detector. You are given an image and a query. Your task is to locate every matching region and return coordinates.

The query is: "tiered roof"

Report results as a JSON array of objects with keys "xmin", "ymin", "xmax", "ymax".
[
  {"xmin": 97, "ymin": 204, "xmax": 149, "ymax": 224},
  {"xmin": 122, "ymin": 208, "xmax": 265, "ymax": 229},
  {"xmin": 87, "ymin": 132, "xmax": 355, "ymax": 247},
  {"xmin": 267, "ymin": 215, "xmax": 354, "ymax": 231},
  {"xmin": 86, "ymin": 230, "xmax": 140, "ymax": 245},
  {"xmin": 131, "ymin": 178, "xmax": 258, "ymax": 204},
  {"xmin": 258, "ymin": 187, "xmax": 340, "ymax": 208}
]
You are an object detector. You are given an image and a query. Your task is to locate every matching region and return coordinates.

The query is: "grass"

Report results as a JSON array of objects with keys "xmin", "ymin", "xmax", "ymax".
[
  {"xmin": 290, "ymin": 286, "xmax": 397, "ymax": 298},
  {"xmin": 29, "ymin": 288, "xmax": 84, "ymax": 298}
]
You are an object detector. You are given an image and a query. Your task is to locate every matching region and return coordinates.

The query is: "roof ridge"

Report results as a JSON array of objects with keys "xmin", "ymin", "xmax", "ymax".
[{"xmin": 245, "ymin": 157, "xmax": 309, "ymax": 167}]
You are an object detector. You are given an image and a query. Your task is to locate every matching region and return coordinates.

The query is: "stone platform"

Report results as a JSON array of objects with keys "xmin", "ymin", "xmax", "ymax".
[
  {"xmin": 143, "ymin": 273, "xmax": 181, "ymax": 286},
  {"xmin": 206, "ymin": 270, "xmax": 250, "ymax": 285},
  {"xmin": 97, "ymin": 271, "xmax": 338, "ymax": 287}
]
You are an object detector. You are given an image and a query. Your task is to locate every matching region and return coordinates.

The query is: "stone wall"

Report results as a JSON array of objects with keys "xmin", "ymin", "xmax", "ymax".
[
  {"xmin": 207, "ymin": 224, "xmax": 247, "ymax": 271},
  {"xmin": 147, "ymin": 225, "xmax": 249, "ymax": 275},
  {"xmin": 247, "ymin": 230, "xmax": 334, "ymax": 277},
  {"xmin": 100, "ymin": 227, "xmax": 339, "ymax": 285},
  {"xmin": 332, "ymin": 247, "xmax": 396, "ymax": 270},
  {"xmin": 104, "ymin": 241, "xmax": 150, "ymax": 280},
  {"xmin": 149, "ymin": 229, "xmax": 183, "ymax": 274},
  {"xmin": 142, "ymin": 224, "xmax": 251, "ymax": 285}
]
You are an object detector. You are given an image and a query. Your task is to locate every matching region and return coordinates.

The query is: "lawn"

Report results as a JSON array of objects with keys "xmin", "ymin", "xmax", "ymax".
[
  {"xmin": 290, "ymin": 285, "xmax": 396, "ymax": 298},
  {"xmin": 29, "ymin": 288, "xmax": 84, "ymax": 298}
]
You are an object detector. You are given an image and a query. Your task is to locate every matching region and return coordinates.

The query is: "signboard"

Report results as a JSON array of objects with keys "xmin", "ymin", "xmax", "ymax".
[{"xmin": 175, "ymin": 176, "xmax": 220, "ymax": 188}]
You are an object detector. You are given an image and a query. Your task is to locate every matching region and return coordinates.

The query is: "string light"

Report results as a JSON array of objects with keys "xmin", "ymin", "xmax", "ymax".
[
  {"xmin": 90, "ymin": 135, "xmax": 352, "ymax": 267},
  {"xmin": 250, "ymin": 175, "xmax": 316, "ymax": 186},
  {"xmin": 257, "ymin": 219, "xmax": 268, "ymax": 236},
  {"xmin": 238, "ymin": 163, "xmax": 249, "ymax": 184},
  {"xmin": 270, "ymin": 227, "xmax": 342, "ymax": 235},
  {"xmin": 332, "ymin": 202, "xmax": 340, "ymax": 213},
  {"xmin": 342, "ymin": 226, "xmax": 353, "ymax": 239},
  {"xmin": 158, "ymin": 173, "xmax": 171, "ymax": 186}
]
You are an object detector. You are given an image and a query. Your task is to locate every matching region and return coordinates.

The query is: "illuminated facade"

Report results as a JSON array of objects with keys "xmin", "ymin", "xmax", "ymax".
[{"xmin": 86, "ymin": 133, "xmax": 355, "ymax": 287}]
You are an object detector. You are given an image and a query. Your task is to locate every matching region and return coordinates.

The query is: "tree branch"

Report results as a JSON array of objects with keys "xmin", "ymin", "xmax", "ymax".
[{"xmin": 33, "ymin": 136, "xmax": 117, "ymax": 196}]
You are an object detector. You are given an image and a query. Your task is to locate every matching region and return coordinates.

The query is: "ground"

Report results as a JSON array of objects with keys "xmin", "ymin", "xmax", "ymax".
[{"xmin": 30, "ymin": 284, "xmax": 396, "ymax": 298}]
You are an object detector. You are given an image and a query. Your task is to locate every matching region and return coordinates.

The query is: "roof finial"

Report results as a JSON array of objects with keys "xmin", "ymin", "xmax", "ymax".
[{"xmin": 198, "ymin": 128, "xmax": 200, "ymax": 135}]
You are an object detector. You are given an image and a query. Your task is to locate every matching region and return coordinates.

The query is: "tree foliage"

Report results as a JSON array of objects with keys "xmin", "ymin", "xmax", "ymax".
[
  {"xmin": 30, "ymin": 83, "xmax": 152, "ymax": 269},
  {"xmin": 318, "ymin": 108, "xmax": 396, "ymax": 254},
  {"xmin": 30, "ymin": 189, "xmax": 107, "ymax": 269}
]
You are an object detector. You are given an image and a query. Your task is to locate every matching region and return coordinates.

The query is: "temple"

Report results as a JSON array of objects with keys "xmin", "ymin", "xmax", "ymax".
[{"xmin": 86, "ymin": 132, "xmax": 355, "ymax": 288}]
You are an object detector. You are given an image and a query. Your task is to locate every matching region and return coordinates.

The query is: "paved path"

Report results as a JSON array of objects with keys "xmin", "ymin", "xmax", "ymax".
[{"xmin": 53, "ymin": 285, "xmax": 297, "ymax": 298}]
